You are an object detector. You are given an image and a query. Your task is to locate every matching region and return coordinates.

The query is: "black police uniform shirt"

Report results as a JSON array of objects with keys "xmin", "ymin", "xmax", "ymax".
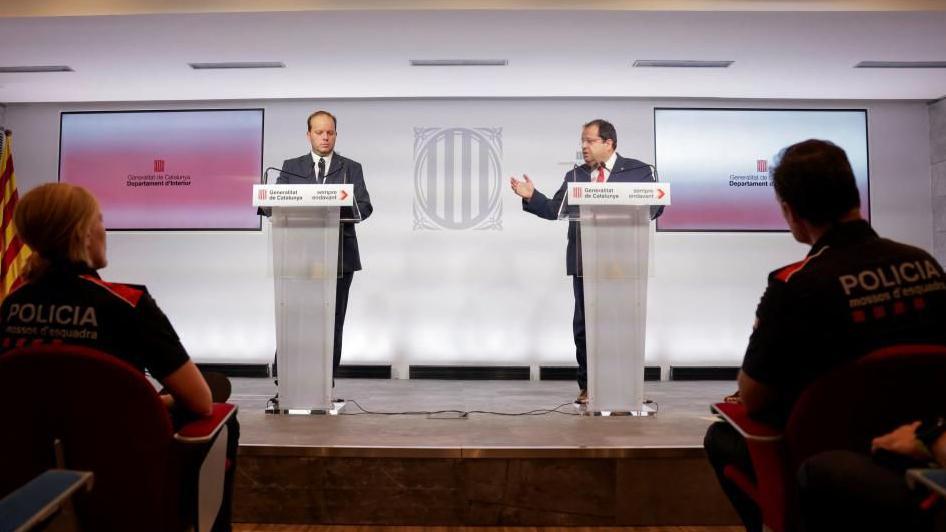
[
  {"xmin": 742, "ymin": 220, "xmax": 946, "ymax": 420},
  {"xmin": 0, "ymin": 262, "xmax": 190, "ymax": 381}
]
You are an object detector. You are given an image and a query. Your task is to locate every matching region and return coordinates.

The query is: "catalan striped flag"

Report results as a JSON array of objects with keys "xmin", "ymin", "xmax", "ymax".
[{"xmin": 1, "ymin": 130, "xmax": 31, "ymax": 298}]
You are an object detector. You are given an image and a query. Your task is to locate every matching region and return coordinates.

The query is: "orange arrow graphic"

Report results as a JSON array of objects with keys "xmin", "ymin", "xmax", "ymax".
[
  {"xmin": 656, "ymin": 188, "xmax": 665, "ymax": 199},
  {"xmin": 340, "ymin": 190, "xmax": 350, "ymax": 201}
]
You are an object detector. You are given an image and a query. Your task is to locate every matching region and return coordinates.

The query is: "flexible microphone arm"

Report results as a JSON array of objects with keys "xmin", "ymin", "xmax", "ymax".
[
  {"xmin": 342, "ymin": 167, "xmax": 363, "ymax": 223},
  {"xmin": 262, "ymin": 166, "xmax": 309, "ymax": 183}
]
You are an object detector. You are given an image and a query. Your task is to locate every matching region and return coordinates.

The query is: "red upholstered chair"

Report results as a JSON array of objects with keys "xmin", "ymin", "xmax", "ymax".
[
  {"xmin": 711, "ymin": 344, "xmax": 946, "ymax": 532},
  {"xmin": 0, "ymin": 344, "xmax": 237, "ymax": 532}
]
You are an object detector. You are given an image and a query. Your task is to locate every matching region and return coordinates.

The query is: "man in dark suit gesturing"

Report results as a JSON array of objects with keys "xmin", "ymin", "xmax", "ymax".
[
  {"xmin": 276, "ymin": 110, "xmax": 373, "ymax": 381},
  {"xmin": 510, "ymin": 119, "xmax": 660, "ymax": 404}
]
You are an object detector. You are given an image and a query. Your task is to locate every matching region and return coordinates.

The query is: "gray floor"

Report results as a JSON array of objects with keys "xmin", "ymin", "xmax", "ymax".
[{"xmin": 231, "ymin": 378, "xmax": 734, "ymax": 450}]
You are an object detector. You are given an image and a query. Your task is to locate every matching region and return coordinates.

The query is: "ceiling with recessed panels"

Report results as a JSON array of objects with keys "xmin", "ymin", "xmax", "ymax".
[{"xmin": 1, "ymin": 6, "xmax": 944, "ymax": 102}]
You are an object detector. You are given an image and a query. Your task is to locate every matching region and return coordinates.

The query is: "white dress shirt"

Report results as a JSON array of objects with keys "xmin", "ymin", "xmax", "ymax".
[
  {"xmin": 593, "ymin": 152, "xmax": 617, "ymax": 182},
  {"xmin": 310, "ymin": 151, "xmax": 334, "ymax": 182}
]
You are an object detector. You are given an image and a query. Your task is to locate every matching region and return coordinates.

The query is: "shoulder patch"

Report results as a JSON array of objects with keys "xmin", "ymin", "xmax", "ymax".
[
  {"xmin": 79, "ymin": 275, "xmax": 145, "ymax": 307},
  {"xmin": 773, "ymin": 246, "xmax": 829, "ymax": 283}
]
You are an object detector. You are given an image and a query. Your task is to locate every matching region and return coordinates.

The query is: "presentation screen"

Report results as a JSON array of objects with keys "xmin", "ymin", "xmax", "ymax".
[
  {"xmin": 59, "ymin": 109, "xmax": 264, "ymax": 230},
  {"xmin": 654, "ymin": 108, "xmax": 869, "ymax": 232}
]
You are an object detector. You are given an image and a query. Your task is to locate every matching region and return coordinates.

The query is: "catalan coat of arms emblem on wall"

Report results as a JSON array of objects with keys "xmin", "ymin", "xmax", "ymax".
[{"xmin": 413, "ymin": 127, "xmax": 503, "ymax": 230}]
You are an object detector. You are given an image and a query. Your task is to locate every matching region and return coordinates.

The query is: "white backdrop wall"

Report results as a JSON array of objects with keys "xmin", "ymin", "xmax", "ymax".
[{"xmin": 3, "ymin": 99, "xmax": 933, "ymax": 378}]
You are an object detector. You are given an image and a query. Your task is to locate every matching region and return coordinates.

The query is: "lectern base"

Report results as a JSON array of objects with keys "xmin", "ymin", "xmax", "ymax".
[
  {"xmin": 577, "ymin": 402, "xmax": 657, "ymax": 417},
  {"xmin": 266, "ymin": 400, "xmax": 346, "ymax": 416}
]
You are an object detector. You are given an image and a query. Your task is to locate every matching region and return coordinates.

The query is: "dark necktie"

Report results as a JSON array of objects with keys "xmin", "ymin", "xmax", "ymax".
[{"xmin": 317, "ymin": 157, "xmax": 326, "ymax": 183}]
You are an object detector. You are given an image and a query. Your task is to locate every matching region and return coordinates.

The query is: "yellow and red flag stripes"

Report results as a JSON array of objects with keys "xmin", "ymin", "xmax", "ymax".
[{"xmin": 1, "ymin": 130, "xmax": 31, "ymax": 298}]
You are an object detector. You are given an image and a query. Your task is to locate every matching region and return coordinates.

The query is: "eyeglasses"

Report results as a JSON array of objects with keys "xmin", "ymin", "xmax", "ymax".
[{"xmin": 581, "ymin": 137, "xmax": 604, "ymax": 146}]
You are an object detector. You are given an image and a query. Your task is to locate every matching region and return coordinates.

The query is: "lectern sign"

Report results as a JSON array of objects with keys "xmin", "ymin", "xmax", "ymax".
[
  {"xmin": 569, "ymin": 182, "xmax": 671, "ymax": 206},
  {"xmin": 252, "ymin": 184, "xmax": 354, "ymax": 207}
]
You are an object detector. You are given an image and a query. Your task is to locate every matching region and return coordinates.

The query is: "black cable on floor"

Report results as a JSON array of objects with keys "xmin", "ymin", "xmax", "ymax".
[
  {"xmin": 340, "ymin": 399, "xmax": 581, "ymax": 417},
  {"xmin": 262, "ymin": 394, "xmax": 658, "ymax": 417}
]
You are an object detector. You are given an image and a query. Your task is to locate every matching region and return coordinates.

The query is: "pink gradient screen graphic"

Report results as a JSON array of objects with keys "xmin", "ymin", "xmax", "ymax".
[
  {"xmin": 59, "ymin": 109, "xmax": 263, "ymax": 230},
  {"xmin": 654, "ymin": 109, "xmax": 869, "ymax": 232}
]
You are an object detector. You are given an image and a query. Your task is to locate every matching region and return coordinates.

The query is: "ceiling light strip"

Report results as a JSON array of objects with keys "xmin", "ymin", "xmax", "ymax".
[
  {"xmin": 855, "ymin": 61, "xmax": 946, "ymax": 69},
  {"xmin": 189, "ymin": 62, "xmax": 285, "ymax": 70},
  {"xmin": 410, "ymin": 59, "xmax": 508, "ymax": 67},
  {"xmin": 0, "ymin": 65, "xmax": 73, "ymax": 73},
  {"xmin": 633, "ymin": 60, "xmax": 733, "ymax": 68}
]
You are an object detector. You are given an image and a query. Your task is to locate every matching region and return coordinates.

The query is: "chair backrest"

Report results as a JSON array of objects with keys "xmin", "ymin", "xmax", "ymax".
[
  {"xmin": 0, "ymin": 344, "xmax": 182, "ymax": 531},
  {"xmin": 784, "ymin": 344, "xmax": 946, "ymax": 469}
]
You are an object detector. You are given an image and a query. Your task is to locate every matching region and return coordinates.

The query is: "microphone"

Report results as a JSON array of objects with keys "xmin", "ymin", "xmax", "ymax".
[
  {"xmin": 262, "ymin": 166, "xmax": 308, "ymax": 184},
  {"xmin": 616, "ymin": 161, "xmax": 660, "ymax": 182}
]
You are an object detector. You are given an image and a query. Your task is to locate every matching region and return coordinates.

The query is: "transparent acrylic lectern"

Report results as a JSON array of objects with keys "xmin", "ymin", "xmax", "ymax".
[
  {"xmin": 253, "ymin": 184, "xmax": 357, "ymax": 414},
  {"xmin": 561, "ymin": 182, "xmax": 669, "ymax": 415}
]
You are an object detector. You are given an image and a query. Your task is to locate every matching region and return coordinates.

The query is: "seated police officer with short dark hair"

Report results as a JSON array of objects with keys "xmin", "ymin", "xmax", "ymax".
[
  {"xmin": 703, "ymin": 139, "xmax": 946, "ymax": 532},
  {"xmin": 0, "ymin": 182, "xmax": 239, "ymax": 531}
]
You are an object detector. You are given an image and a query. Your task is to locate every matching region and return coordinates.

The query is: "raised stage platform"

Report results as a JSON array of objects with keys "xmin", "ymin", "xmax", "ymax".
[{"xmin": 230, "ymin": 379, "xmax": 739, "ymax": 527}]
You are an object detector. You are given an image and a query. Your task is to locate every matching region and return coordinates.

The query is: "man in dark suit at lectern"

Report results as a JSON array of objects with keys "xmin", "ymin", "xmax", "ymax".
[
  {"xmin": 271, "ymin": 110, "xmax": 373, "ymax": 382},
  {"xmin": 510, "ymin": 119, "xmax": 661, "ymax": 405}
]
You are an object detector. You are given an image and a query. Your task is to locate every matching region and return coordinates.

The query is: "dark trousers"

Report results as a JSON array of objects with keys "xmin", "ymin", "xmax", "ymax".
[
  {"xmin": 703, "ymin": 421, "xmax": 762, "ymax": 532},
  {"xmin": 572, "ymin": 275, "xmax": 587, "ymax": 391},
  {"xmin": 332, "ymin": 271, "xmax": 354, "ymax": 375},
  {"xmin": 273, "ymin": 271, "xmax": 354, "ymax": 380},
  {"xmin": 798, "ymin": 450, "xmax": 934, "ymax": 532}
]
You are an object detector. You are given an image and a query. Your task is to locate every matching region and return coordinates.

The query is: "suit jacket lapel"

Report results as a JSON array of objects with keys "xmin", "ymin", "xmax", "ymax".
[
  {"xmin": 577, "ymin": 164, "xmax": 593, "ymax": 182},
  {"xmin": 325, "ymin": 154, "xmax": 343, "ymax": 183},
  {"xmin": 301, "ymin": 154, "xmax": 317, "ymax": 180},
  {"xmin": 610, "ymin": 155, "xmax": 651, "ymax": 182},
  {"xmin": 611, "ymin": 154, "xmax": 628, "ymax": 176},
  {"xmin": 611, "ymin": 154, "xmax": 639, "ymax": 181}
]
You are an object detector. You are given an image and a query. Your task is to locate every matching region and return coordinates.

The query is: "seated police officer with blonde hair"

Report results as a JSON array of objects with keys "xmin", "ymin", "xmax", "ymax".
[
  {"xmin": 0, "ymin": 182, "xmax": 211, "ymax": 413},
  {"xmin": 0, "ymin": 182, "xmax": 239, "ymax": 531}
]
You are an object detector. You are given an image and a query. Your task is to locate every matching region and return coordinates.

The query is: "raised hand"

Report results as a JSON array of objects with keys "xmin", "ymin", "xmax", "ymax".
[{"xmin": 509, "ymin": 174, "xmax": 535, "ymax": 200}]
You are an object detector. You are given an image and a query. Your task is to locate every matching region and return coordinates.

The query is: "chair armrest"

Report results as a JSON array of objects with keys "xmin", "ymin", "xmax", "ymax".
[
  {"xmin": 712, "ymin": 402, "xmax": 783, "ymax": 442},
  {"xmin": 712, "ymin": 402, "xmax": 790, "ymax": 531},
  {"xmin": 0, "ymin": 470, "xmax": 94, "ymax": 532},
  {"xmin": 907, "ymin": 468, "xmax": 946, "ymax": 497},
  {"xmin": 173, "ymin": 404, "xmax": 235, "ymax": 532},
  {"xmin": 174, "ymin": 403, "xmax": 237, "ymax": 444}
]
